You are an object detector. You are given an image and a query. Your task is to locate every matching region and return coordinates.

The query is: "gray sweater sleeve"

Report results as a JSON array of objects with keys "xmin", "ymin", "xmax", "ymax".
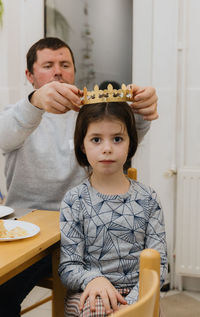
[
  {"xmin": 59, "ymin": 195, "xmax": 104, "ymax": 290},
  {"xmin": 0, "ymin": 96, "xmax": 44, "ymax": 153},
  {"xmin": 134, "ymin": 114, "xmax": 151, "ymax": 143}
]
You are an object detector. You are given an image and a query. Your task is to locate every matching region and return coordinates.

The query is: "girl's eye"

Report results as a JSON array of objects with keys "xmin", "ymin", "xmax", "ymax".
[
  {"xmin": 92, "ymin": 137, "xmax": 100, "ymax": 143},
  {"xmin": 114, "ymin": 136, "xmax": 123, "ymax": 143}
]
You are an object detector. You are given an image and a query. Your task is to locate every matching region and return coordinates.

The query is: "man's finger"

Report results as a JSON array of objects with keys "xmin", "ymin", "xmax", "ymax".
[
  {"xmin": 134, "ymin": 87, "xmax": 156, "ymax": 102},
  {"xmin": 131, "ymin": 94, "xmax": 158, "ymax": 109}
]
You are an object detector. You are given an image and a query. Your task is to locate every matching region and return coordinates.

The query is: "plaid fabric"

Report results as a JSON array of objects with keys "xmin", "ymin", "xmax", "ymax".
[{"xmin": 64, "ymin": 288, "xmax": 131, "ymax": 317}]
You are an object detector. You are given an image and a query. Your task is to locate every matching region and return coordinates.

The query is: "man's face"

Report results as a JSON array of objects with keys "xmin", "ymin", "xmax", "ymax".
[{"xmin": 26, "ymin": 47, "xmax": 75, "ymax": 89}]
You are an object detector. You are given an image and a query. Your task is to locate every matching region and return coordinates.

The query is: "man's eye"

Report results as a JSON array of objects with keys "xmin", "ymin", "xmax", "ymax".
[
  {"xmin": 43, "ymin": 64, "xmax": 51, "ymax": 69},
  {"xmin": 114, "ymin": 136, "xmax": 122, "ymax": 143},
  {"xmin": 92, "ymin": 137, "xmax": 100, "ymax": 143},
  {"xmin": 63, "ymin": 64, "xmax": 70, "ymax": 68}
]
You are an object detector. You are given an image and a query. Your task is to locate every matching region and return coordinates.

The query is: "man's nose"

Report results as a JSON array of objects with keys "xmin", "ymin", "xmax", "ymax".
[{"xmin": 53, "ymin": 64, "xmax": 62, "ymax": 74}]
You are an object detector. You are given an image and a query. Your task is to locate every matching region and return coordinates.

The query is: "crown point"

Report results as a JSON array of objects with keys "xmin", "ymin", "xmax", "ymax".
[
  {"xmin": 83, "ymin": 87, "xmax": 88, "ymax": 103},
  {"xmin": 82, "ymin": 83, "xmax": 132, "ymax": 105}
]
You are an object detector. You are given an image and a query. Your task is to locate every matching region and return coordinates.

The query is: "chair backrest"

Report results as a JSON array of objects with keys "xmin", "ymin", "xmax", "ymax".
[
  {"xmin": 127, "ymin": 167, "xmax": 137, "ymax": 180},
  {"xmin": 112, "ymin": 249, "xmax": 160, "ymax": 317}
]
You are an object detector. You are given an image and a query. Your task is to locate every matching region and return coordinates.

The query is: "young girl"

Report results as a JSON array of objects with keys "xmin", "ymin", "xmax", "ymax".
[{"xmin": 59, "ymin": 101, "xmax": 167, "ymax": 317}]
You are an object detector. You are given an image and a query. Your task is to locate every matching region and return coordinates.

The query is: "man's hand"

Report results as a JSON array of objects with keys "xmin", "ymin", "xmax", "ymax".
[
  {"xmin": 30, "ymin": 81, "xmax": 83, "ymax": 114},
  {"xmin": 79, "ymin": 277, "xmax": 127, "ymax": 315},
  {"xmin": 128, "ymin": 84, "xmax": 158, "ymax": 121}
]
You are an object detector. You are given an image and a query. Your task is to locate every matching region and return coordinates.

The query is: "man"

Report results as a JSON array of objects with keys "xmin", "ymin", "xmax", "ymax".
[
  {"xmin": 0, "ymin": 37, "xmax": 158, "ymax": 316},
  {"xmin": 0, "ymin": 37, "xmax": 157, "ymax": 212}
]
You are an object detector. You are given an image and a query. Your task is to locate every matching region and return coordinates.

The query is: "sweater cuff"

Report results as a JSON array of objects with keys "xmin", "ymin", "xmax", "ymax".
[
  {"xmin": 15, "ymin": 97, "xmax": 44, "ymax": 127},
  {"xmin": 81, "ymin": 271, "xmax": 104, "ymax": 290},
  {"xmin": 28, "ymin": 90, "xmax": 36, "ymax": 102}
]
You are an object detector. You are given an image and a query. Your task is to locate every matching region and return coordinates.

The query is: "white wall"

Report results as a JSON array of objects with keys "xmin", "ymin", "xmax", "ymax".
[
  {"xmin": 46, "ymin": 0, "xmax": 132, "ymax": 88},
  {"xmin": 174, "ymin": 0, "xmax": 200, "ymax": 291},
  {"xmin": 0, "ymin": 0, "xmax": 44, "ymax": 195},
  {"xmin": 132, "ymin": 0, "xmax": 200, "ymax": 290},
  {"xmin": 132, "ymin": 0, "xmax": 178, "ymax": 287}
]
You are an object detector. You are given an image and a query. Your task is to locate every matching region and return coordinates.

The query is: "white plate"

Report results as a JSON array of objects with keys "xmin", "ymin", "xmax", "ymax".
[
  {"xmin": 0, "ymin": 220, "xmax": 40, "ymax": 241},
  {"xmin": 0, "ymin": 206, "xmax": 14, "ymax": 218}
]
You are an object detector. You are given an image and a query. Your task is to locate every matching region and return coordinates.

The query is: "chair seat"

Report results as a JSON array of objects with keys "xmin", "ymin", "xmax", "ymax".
[
  {"xmin": 37, "ymin": 274, "xmax": 53, "ymax": 289},
  {"xmin": 21, "ymin": 247, "xmax": 65, "ymax": 316}
]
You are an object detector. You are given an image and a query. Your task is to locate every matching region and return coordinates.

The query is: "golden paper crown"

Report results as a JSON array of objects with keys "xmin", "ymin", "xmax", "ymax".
[{"xmin": 83, "ymin": 84, "xmax": 133, "ymax": 105}]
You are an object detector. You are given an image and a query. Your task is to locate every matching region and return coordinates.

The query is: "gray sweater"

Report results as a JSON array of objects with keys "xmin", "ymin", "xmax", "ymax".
[{"xmin": 0, "ymin": 96, "xmax": 150, "ymax": 212}]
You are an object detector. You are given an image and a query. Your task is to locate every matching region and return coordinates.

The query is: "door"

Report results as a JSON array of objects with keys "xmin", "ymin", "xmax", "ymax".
[{"xmin": 132, "ymin": 0, "xmax": 200, "ymax": 290}]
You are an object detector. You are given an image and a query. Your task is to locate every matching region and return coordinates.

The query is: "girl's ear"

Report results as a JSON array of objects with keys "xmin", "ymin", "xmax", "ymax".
[{"xmin": 81, "ymin": 144, "xmax": 86, "ymax": 154}]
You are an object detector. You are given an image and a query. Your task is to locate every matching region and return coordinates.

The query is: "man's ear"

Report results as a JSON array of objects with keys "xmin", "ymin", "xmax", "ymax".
[{"xmin": 25, "ymin": 69, "xmax": 34, "ymax": 86}]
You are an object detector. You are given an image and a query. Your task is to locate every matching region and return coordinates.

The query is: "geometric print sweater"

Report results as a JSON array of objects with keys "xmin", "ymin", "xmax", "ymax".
[{"xmin": 59, "ymin": 178, "xmax": 168, "ymax": 304}]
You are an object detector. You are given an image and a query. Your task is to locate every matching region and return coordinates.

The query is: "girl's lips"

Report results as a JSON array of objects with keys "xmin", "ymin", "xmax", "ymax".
[{"xmin": 99, "ymin": 160, "xmax": 115, "ymax": 164}]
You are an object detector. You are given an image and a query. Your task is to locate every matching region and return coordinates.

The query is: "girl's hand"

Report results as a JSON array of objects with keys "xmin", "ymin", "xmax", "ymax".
[
  {"xmin": 79, "ymin": 277, "xmax": 127, "ymax": 315},
  {"xmin": 118, "ymin": 304, "xmax": 129, "ymax": 310}
]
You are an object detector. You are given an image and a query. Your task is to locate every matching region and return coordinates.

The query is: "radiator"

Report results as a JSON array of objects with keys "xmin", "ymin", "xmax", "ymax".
[{"xmin": 176, "ymin": 168, "xmax": 200, "ymax": 277}]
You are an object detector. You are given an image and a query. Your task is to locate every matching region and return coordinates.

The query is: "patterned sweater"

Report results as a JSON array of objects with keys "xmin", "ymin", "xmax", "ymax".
[{"xmin": 59, "ymin": 178, "xmax": 167, "ymax": 304}]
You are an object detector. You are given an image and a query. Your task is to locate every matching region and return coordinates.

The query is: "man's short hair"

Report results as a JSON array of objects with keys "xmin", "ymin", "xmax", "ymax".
[{"xmin": 26, "ymin": 37, "xmax": 76, "ymax": 73}]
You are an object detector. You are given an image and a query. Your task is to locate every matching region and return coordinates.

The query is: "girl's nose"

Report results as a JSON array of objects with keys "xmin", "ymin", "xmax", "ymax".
[{"xmin": 102, "ymin": 141, "xmax": 112, "ymax": 153}]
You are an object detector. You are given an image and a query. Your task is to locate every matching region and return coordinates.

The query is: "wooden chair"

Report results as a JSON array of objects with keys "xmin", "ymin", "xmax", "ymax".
[
  {"xmin": 111, "ymin": 248, "xmax": 160, "ymax": 317},
  {"xmin": 127, "ymin": 167, "xmax": 137, "ymax": 180},
  {"xmin": 21, "ymin": 167, "xmax": 138, "ymax": 316},
  {"xmin": 21, "ymin": 246, "xmax": 65, "ymax": 317}
]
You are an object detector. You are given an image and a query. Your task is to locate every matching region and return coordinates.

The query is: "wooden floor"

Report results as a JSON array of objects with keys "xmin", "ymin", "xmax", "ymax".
[{"xmin": 21, "ymin": 286, "xmax": 52, "ymax": 317}]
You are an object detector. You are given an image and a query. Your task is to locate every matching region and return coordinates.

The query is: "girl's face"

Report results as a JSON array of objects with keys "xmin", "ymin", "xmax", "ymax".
[{"xmin": 83, "ymin": 118, "xmax": 130, "ymax": 176}]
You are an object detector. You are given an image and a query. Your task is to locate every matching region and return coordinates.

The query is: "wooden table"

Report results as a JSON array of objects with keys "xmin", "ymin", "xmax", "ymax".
[{"xmin": 0, "ymin": 209, "xmax": 65, "ymax": 316}]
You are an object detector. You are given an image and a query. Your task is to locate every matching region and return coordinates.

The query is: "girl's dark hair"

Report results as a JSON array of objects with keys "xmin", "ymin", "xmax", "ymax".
[
  {"xmin": 26, "ymin": 37, "xmax": 76, "ymax": 73},
  {"xmin": 74, "ymin": 102, "xmax": 138, "ymax": 168}
]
